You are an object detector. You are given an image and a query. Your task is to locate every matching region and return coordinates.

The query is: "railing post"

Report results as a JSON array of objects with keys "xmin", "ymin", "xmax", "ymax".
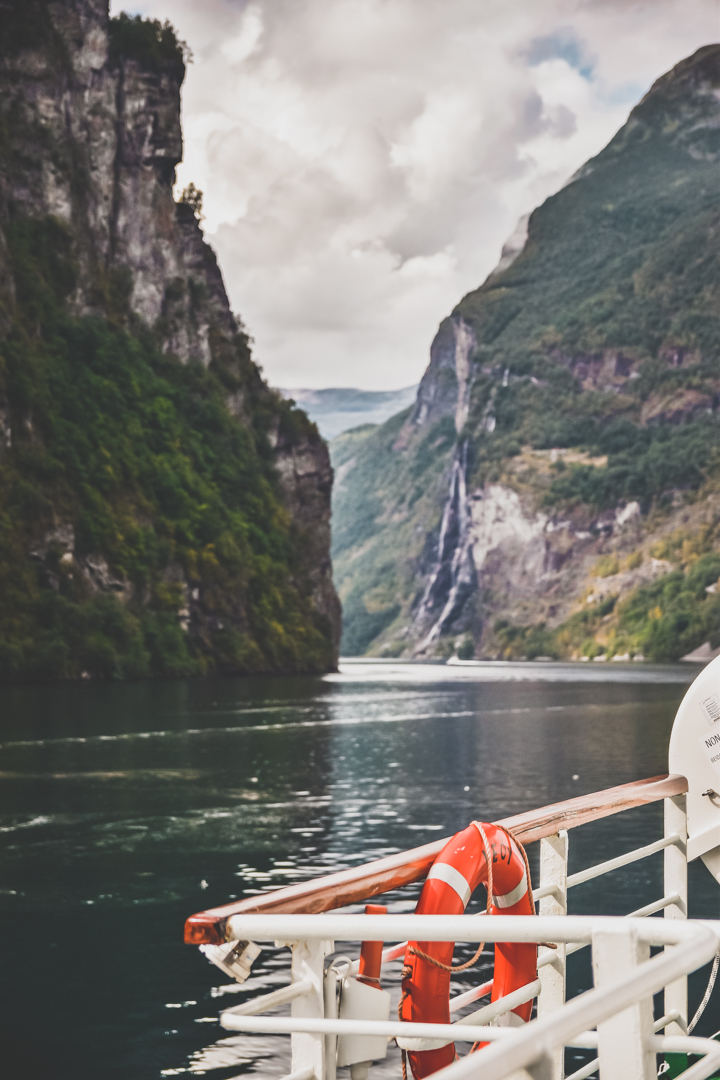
[
  {"xmin": 664, "ymin": 794, "xmax": 688, "ymax": 1036},
  {"xmin": 592, "ymin": 923, "xmax": 655, "ymax": 1080},
  {"xmin": 291, "ymin": 937, "xmax": 332, "ymax": 1080},
  {"xmin": 324, "ymin": 965, "xmax": 338, "ymax": 1080},
  {"xmin": 537, "ymin": 830, "xmax": 568, "ymax": 1080}
]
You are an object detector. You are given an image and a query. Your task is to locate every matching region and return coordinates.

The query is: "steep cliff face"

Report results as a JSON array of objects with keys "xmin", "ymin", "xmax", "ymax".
[
  {"xmin": 271, "ymin": 417, "xmax": 338, "ymax": 638},
  {"xmin": 410, "ymin": 318, "xmax": 477, "ymax": 433},
  {"xmin": 332, "ymin": 44, "xmax": 720, "ymax": 663},
  {"xmin": 0, "ymin": 2, "xmax": 340, "ymax": 679},
  {"xmin": 1, "ymin": 2, "xmax": 235, "ymax": 356}
]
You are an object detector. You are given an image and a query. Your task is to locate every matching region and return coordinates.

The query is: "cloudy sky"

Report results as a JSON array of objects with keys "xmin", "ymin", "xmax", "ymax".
[{"xmin": 112, "ymin": 0, "xmax": 719, "ymax": 390}]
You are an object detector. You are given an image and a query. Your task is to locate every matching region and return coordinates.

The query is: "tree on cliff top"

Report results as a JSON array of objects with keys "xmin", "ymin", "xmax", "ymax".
[{"xmin": 108, "ymin": 13, "xmax": 189, "ymax": 75}]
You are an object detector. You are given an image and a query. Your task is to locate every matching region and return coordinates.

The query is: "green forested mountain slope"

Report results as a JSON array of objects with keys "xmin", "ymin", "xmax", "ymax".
[
  {"xmin": 331, "ymin": 413, "xmax": 456, "ymax": 656},
  {"xmin": 0, "ymin": 4, "xmax": 339, "ymax": 680},
  {"xmin": 332, "ymin": 44, "xmax": 720, "ymax": 662}
]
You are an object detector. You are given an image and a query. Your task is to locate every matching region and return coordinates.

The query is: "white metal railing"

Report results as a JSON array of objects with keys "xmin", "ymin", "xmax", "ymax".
[
  {"xmin": 187, "ymin": 784, "xmax": 720, "ymax": 1080},
  {"xmin": 218, "ymin": 914, "xmax": 720, "ymax": 1080}
]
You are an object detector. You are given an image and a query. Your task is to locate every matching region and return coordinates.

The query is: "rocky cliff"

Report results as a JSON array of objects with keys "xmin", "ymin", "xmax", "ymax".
[
  {"xmin": 0, "ymin": 2, "xmax": 340, "ymax": 679},
  {"xmin": 332, "ymin": 44, "xmax": 720, "ymax": 663}
]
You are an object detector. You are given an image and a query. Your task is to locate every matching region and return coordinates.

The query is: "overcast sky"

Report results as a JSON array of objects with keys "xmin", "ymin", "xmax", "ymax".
[{"xmin": 112, "ymin": 0, "xmax": 719, "ymax": 390}]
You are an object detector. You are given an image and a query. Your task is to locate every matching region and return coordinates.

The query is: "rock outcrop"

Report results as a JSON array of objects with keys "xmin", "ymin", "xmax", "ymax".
[
  {"xmin": 1, "ymin": 1, "xmax": 234, "ymax": 359},
  {"xmin": 410, "ymin": 318, "xmax": 477, "ymax": 434}
]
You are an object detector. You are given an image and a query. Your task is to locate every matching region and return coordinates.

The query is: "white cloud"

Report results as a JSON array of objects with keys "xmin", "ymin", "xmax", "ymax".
[
  {"xmin": 220, "ymin": 4, "xmax": 263, "ymax": 64},
  {"xmin": 111, "ymin": 0, "xmax": 719, "ymax": 389}
]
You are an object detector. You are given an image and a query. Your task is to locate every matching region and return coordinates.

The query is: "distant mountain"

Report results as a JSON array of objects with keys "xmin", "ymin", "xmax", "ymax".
[
  {"xmin": 279, "ymin": 386, "xmax": 418, "ymax": 439},
  {"xmin": 331, "ymin": 44, "xmax": 720, "ymax": 663}
]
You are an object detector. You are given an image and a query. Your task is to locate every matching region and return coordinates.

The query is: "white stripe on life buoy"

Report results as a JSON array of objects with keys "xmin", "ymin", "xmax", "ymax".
[
  {"xmin": 492, "ymin": 869, "xmax": 527, "ymax": 909},
  {"xmin": 497, "ymin": 1010, "xmax": 527, "ymax": 1028},
  {"xmin": 427, "ymin": 862, "xmax": 472, "ymax": 907},
  {"xmin": 396, "ymin": 1035, "xmax": 455, "ymax": 1052}
]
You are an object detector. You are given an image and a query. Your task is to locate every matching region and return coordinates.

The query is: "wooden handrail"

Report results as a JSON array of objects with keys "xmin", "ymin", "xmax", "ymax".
[{"xmin": 184, "ymin": 773, "xmax": 687, "ymax": 944}]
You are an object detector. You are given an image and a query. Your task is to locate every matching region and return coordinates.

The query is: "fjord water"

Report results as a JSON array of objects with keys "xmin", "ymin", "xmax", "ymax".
[{"xmin": 2, "ymin": 662, "xmax": 720, "ymax": 1079}]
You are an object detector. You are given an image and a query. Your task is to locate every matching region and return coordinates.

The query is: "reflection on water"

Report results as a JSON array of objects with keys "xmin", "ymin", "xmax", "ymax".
[{"xmin": 1, "ymin": 660, "xmax": 718, "ymax": 1079}]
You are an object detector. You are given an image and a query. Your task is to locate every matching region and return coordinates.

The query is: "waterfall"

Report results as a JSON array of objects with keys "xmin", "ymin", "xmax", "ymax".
[{"xmin": 414, "ymin": 441, "xmax": 477, "ymax": 650}]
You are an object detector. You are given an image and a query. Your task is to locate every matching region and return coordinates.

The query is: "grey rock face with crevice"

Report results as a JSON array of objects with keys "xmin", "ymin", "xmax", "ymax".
[{"xmin": 0, "ymin": 0, "xmax": 235, "ymax": 365}]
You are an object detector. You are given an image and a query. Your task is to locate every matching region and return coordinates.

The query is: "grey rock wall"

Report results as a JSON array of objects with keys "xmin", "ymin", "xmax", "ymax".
[
  {"xmin": 0, "ymin": 0, "xmax": 229, "ymax": 364},
  {"xmin": 0, "ymin": 0, "xmax": 342, "ymax": 658}
]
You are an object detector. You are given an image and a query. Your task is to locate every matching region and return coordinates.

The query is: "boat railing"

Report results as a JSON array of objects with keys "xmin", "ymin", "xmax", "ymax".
[{"xmin": 184, "ymin": 774, "xmax": 720, "ymax": 1080}]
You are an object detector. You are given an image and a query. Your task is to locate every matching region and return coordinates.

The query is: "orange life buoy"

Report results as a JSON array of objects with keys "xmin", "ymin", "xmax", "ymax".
[{"xmin": 399, "ymin": 821, "xmax": 537, "ymax": 1079}]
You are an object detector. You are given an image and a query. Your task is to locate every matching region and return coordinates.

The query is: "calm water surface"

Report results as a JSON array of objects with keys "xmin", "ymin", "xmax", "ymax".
[{"xmin": 2, "ymin": 660, "xmax": 719, "ymax": 1079}]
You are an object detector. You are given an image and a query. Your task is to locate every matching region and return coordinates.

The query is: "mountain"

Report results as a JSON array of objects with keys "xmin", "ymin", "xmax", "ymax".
[
  {"xmin": 0, "ymin": 2, "xmax": 340, "ymax": 680},
  {"xmin": 278, "ymin": 386, "xmax": 418, "ymax": 440},
  {"xmin": 331, "ymin": 44, "xmax": 720, "ymax": 663}
]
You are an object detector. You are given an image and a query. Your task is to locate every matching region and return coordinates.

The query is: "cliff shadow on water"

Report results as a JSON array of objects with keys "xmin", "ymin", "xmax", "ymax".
[{"xmin": 0, "ymin": 2, "xmax": 340, "ymax": 682}]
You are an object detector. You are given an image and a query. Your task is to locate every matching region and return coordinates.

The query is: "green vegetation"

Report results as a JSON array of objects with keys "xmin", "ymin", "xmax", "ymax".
[
  {"xmin": 559, "ymin": 556, "xmax": 720, "ymax": 664},
  {"xmin": 458, "ymin": 140, "xmax": 720, "ymax": 374},
  {"xmin": 0, "ymin": 8, "xmax": 187, "ymax": 75},
  {"xmin": 492, "ymin": 621, "xmax": 559, "ymax": 661},
  {"xmin": 455, "ymin": 46, "xmax": 720, "ymax": 510},
  {"xmin": 178, "ymin": 182, "xmax": 204, "ymax": 221},
  {"xmin": 330, "ymin": 414, "xmax": 454, "ymax": 656},
  {"xmin": 494, "ymin": 531, "xmax": 720, "ymax": 663},
  {"xmin": 0, "ymin": 215, "xmax": 333, "ymax": 680},
  {"xmin": 541, "ymin": 421, "xmax": 720, "ymax": 510},
  {"xmin": 615, "ymin": 557, "xmax": 720, "ymax": 660},
  {"xmin": 332, "ymin": 46, "xmax": 720, "ymax": 660},
  {"xmin": 340, "ymin": 589, "xmax": 401, "ymax": 657},
  {"xmin": 452, "ymin": 48, "xmax": 720, "ymax": 662},
  {"xmin": 108, "ymin": 13, "xmax": 188, "ymax": 75},
  {"xmin": 0, "ymin": 6, "xmax": 336, "ymax": 681}
]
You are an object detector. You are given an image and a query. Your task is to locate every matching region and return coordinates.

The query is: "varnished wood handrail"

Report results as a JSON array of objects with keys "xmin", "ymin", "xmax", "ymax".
[{"xmin": 184, "ymin": 773, "xmax": 687, "ymax": 944}]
